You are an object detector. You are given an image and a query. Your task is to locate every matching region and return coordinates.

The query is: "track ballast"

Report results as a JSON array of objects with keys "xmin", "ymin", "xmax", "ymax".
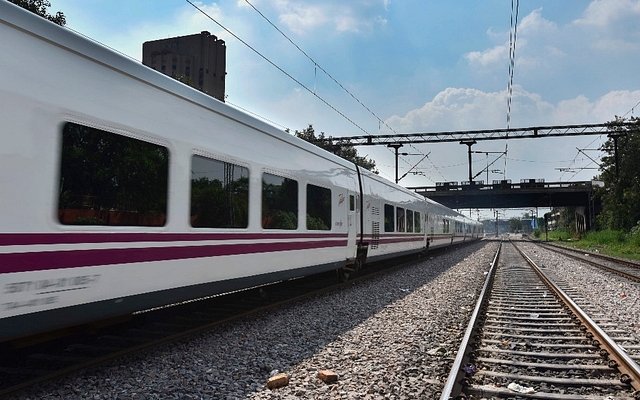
[{"xmin": 441, "ymin": 240, "xmax": 640, "ymax": 399}]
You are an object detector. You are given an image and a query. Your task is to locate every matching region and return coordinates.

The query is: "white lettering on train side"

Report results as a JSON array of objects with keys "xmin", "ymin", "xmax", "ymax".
[
  {"xmin": 2, "ymin": 296, "xmax": 59, "ymax": 311},
  {"xmin": 3, "ymin": 274, "xmax": 101, "ymax": 294}
]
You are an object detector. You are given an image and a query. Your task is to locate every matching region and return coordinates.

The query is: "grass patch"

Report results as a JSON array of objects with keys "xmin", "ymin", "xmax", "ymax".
[{"xmin": 544, "ymin": 229, "xmax": 640, "ymax": 261}]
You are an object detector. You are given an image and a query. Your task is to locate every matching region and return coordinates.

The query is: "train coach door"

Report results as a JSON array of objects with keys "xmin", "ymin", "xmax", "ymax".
[
  {"xmin": 346, "ymin": 191, "xmax": 359, "ymax": 261},
  {"xmin": 346, "ymin": 164, "xmax": 364, "ymax": 265}
]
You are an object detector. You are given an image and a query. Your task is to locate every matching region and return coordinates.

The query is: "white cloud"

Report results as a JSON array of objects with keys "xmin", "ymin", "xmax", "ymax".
[
  {"xmin": 591, "ymin": 38, "xmax": 640, "ymax": 53},
  {"xmin": 277, "ymin": 2, "xmax": 330, "ymax": 34},
  {"xmin": 385, "ymin": 87, "xmax": 539, "ymax": 132},
  {"xmin": 465, "ymin": 8, "xmax": 562, "ymax": 71},
  {"xmin": 518, "ymin": 8, "xmax": 557, "ymax": 35},
  {"xmin": 573, "ymin": 0, "xmax": 640, "ymax": 27},
  {"xmin": 380, "ymin": 87, "xmax": 640, "ymax": 186},
  {"xmin": 385, "ymin": 87, "xmax": 640, "ymax": 133},
  {"xmin": 177, "ymin": 2, "xmax": 223, "ymax": 27},
  {"xmin": 592, "ymin": 90, "xmax": 640, "ymax": 120},
  {"xmin": 267, "ymin": 0, "xmax": 388, "ymax": 35},
  {"xmin": 465, "ymin": 43, "xmax": 508, "ymax": 68},
  {"xmin": 573, "ymin": 0, "xmax": 640, "ymax": 52}
]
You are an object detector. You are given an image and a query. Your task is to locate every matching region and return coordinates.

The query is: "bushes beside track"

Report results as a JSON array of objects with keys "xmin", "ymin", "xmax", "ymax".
[{"xmin": 544, "ymin": 226, "xmax": 640, "ymax": 261}]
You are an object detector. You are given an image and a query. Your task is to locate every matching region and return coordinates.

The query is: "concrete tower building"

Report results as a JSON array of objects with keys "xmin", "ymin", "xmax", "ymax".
[{"xmin": 143, "ymin": 31, "xmax": 226, "ymax": 102}]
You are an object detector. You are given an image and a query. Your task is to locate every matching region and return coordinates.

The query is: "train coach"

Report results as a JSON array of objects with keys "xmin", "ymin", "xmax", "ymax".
[{"xmin": 0, "ymin": 1, "xmax": 482, "ymax": 343}]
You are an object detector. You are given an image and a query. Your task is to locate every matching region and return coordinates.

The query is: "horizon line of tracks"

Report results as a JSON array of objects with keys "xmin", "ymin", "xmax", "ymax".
[{"xmin": 440, "ymin": 240, "xmax": 640, "ymax": 399}]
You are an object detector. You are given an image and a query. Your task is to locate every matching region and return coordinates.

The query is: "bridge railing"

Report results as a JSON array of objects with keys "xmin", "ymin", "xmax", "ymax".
[{"xmin": 410, "ymin": 180, "xmax": 595, "ymax": 193}]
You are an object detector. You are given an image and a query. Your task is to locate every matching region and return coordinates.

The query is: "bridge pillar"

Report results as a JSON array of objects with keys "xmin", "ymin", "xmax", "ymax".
[{"xmin": 575, "ymin": 206, "xmax": 587, "ymax": 235}]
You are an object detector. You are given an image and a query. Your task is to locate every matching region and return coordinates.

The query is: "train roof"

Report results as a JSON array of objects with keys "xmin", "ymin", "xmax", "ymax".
[
  {"xmin": 1, "ymin": 2, "xmax": 358, "ymax": 170},
  {"xmin": 2, "ymin": 2, "xmax": 481, "ymax": 222}
]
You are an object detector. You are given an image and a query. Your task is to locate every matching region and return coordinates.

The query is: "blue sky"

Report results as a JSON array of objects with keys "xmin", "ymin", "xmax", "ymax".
[{"xmin": 47, "ymin": 0, "xmax": 640, "ymax": 199}]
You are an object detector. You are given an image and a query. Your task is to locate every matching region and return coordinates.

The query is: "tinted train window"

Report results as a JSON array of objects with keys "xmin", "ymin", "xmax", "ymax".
[
  {"xmin": 307, "ymin": 184, "xmax": 331, "ymax": 230},
  {"xmin": 190, "ymin": 155, "xmax": 249, "ymax": 228},
  {"xmin": 406, "ymin": 210, "xmax": 414, "ymax": 233},
  {"xmin": 58, "ymin": 122, "xmax": 168, "ymax": 226},
  {"xmin": 384, "ymin": 204, "xmax": 394, "ymax": 232},
  {"xmin": 396, "ymin": 207, "xmax": 405, "ymax": 232},
  {"xmin": 262, "ymin": 173, "xmax": 298, "ymax": 229},
  {"xmin": 415, "ymin": 212, "xmax": 421, "ymax": 233},
  {"xmin": 443, "ymin": 219, "xmax": 450, "ymax": 233}
]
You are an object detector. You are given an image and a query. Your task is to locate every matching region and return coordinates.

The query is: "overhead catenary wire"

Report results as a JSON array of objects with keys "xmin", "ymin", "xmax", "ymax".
[
  {"xmin": 558, "ymin": 133, "xmax": 605, "ymax": 181},
  {"xmin": 234, "ymin": 0, "xmax": 433, "ymax": 179},
  {"xmin": 506, "ymin": 0, "xmax": 519, "ymax": 130},
  {"xmin": 241, "ymin": 0, "xmax": 436, "ymax": 178},
  {"xmin": 621, "ymin": 100, "xmax": 640, "ymax": 119},
  {"xmin": 504, "ymin": 0, "xmax": 520, "ymax": 180},
  {"xmin": 225, "ymin": 99, "xmax": 290, "ymax": 131},
  {"xmin": 184, "ymin": 0, "xmax": 370, "ymax": 136},
  {"xmin": 564, "ymin": 102, "xmax": 640, "ymax": 181},
  {"xmin": 562, "ymin": 101, "xmax": 640, "ymax": 180},
  {"xmin": 242, "ymin": 0, "xmax": 398, "ymax": 136},
  {"xmin": 559, "ymin": 101, "xmax": 640, "ymax": 181}
]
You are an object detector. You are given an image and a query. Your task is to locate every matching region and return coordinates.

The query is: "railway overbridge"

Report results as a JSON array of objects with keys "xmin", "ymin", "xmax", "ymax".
[{"xmin": 408, "ymin": 179, "xmax": 601, "ymax": 232}]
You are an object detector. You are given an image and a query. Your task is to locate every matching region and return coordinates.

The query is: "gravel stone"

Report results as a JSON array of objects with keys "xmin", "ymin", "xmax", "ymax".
[
  {"xmin": 519, "ymin": 242, "xmax": 640, "ymax": 340},
  {"xmin": 11, "ymin": 241, "xmax": 498, "ymax": 399}
]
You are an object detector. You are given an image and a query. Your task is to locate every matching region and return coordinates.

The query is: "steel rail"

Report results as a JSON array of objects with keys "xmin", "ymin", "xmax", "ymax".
[
  {"xmin": 541, "ymin": 243, "xmax": 640, "ymax": 283},
  {"xmin": 514, "ymin": 242, "xmax": 640, "ymax": 391},
  {"xmin": 439, "ymin": 241, "xmax": 502, "ymax": 399},
  {"xmin": 539, "ymin": 241, "xmax": 640, "ymax": 280}
]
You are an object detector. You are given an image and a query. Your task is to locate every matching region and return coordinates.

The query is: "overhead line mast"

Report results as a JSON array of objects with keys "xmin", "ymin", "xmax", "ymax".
[{"xmin": 321, "ymin": 122, "xmax": 640, "ymax": 183}]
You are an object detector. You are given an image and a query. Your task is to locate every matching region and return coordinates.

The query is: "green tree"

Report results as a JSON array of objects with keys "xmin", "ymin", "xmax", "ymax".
[
  {"xmin": 594, "ymin": 117, "xmax": 640, "ymax": 231},
  {"xmin": 8, "ymin": 0, "xmax": 66, "ymax": 26},
  {"xmin": 551, "ymin": 207, "xmax": 576, "ymax": 234},
  {"xmin": 508, "ymin": 217, "xmax": 522, "ymax": 233},
  {"xmin": 293, "ymin": 124, "xmax": 378, "ymax": 173}
]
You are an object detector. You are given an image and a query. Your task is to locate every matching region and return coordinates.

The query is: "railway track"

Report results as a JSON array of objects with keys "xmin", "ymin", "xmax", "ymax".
[
  {"xmin": 440, "ymin": 240, "xmax": 640, "ymax": 399},
  {"xmin": 538, "ymin": 240, "xmax": 640, "ymax": 283},
  {"xmin": 0, "ymin": 247, "xmax": 456, "ymax": 398}
]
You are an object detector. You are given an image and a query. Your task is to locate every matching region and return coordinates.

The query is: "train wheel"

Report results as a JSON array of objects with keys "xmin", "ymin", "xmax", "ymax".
[
  {"xmin": 337, "ymin": 265, "xmax": 355, "ymax": 282},
  {"xmin": 337, "ymin": 257, "xmax": 363, "ymax": 282}
]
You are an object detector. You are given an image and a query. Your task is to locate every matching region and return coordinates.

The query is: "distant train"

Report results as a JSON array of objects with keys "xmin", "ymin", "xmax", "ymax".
[{"xmin": 0, "ymin": 1, "xmax": 483, "ymax": 343}]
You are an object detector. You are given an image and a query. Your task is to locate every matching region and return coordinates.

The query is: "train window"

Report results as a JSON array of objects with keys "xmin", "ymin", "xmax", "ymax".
[
  {"xmin": 415, "ymin": 212, "xmax": 421, "ymax": 233},
  {"xmin": 443, "ymin": 219, "xmax": 450, "ymax": 233},
  {"xmin": 349, "ymin": 195, "xmax": 355, "ymax": 212},
  {"xmin": 406, "ymin": 210, "xmax": 414, "ymax": 233},
  {"xmin": 384, "ymin": 204, "xmax": 394, "ymax": 232},
  {"xmin": 307, "ymin": 184, "xmax": 331, "ymax": 230},
  {"xmin": 58, "ymin": 122, "xmax": 168, "ymax": 226},
  {"xmin": 262, "ymin": 173, "xmax": 298, "ymax": 229},
  {"xmin": 190, "ymin": 155, "xmax": 249, "ymax": 228},
  {"xmin": 396, "ymin": 207, "xmax": 405, "ymax": 232}
]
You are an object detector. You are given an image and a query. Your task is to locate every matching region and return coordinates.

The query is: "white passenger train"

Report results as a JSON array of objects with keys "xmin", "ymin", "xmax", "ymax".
[{"xmin": 0, "ymin": 2, "xmax": 482, "ymax": 342}]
